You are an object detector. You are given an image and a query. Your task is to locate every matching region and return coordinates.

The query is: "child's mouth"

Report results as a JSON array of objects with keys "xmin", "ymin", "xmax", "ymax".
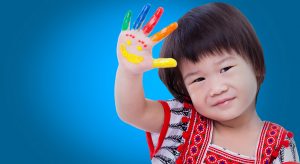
[{"xmin": 213, "ymin": 97, "xmax": 236, "ymax": 107}]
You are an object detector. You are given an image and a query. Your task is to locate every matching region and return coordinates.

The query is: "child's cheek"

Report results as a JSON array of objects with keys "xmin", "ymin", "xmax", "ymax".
[
  {"xmin": 188, "ymin": 83, "xmax": 204, "ymax": 96},
  {"xmin": 223, "ymin": 69, "xmax": 237, "ymax": 82},
  {"xmin": 188, "ymin": 84, "xmax": 206, "ymax": 101}
]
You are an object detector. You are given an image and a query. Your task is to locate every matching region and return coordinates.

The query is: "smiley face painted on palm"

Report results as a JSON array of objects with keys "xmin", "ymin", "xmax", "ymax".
[{"xmin": 118, "ymin": 4, "xmax": 178, "ymax": 68}]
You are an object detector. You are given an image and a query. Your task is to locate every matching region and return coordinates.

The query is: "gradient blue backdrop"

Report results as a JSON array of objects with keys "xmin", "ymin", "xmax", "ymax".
[{"xmin": 1, "ymin": 0, "xmax": 299, "ymax": 163}]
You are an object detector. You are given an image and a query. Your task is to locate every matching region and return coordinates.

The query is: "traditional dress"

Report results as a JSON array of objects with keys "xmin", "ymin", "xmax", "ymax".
[{"xmin": 146, "ymin": 99, "xmax": 299, "ymax": 164}]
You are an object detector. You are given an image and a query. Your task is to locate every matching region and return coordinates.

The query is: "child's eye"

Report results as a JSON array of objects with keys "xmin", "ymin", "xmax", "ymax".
[
  {"xmin": 192, "ymin": 77, "xmax": 205, "ymax": 83},
  {"xmin": 220, "ymin": 66, "xmax": 234, "ymax": 73}
]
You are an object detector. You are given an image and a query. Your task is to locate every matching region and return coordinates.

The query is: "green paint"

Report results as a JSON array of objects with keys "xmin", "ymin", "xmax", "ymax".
[{"xmin": 122, "ymin": 10, "xmax": 132, "ymax": 31}]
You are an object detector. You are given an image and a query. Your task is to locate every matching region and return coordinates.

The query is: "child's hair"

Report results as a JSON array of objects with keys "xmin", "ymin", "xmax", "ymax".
[{"xmin": 159, "ymin": 2, "xmax": 265, "ymax": 103}]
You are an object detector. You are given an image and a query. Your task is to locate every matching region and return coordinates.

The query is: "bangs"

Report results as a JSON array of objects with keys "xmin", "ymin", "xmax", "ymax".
[
  {"xmin": 165, "ymin": 3, "xmax": 257, "ymax": 66},
  {"xmin": 159, "ymin": 2, "xmax": 265, "ymax": 103}
]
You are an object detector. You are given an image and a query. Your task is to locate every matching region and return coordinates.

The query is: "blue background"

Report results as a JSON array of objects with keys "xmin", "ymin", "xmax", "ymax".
[{"xmin": 1, "ymin": 0, "xmax": 299, "ymax": 163}]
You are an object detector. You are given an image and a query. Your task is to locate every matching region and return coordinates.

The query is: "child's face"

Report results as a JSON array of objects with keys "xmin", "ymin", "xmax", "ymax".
[{"xmin": 180, "ymin": 50, "xmax": 258, "ymax": 122}]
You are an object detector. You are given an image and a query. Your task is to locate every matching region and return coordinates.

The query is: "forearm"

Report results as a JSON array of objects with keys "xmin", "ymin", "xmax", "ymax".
[
  {"xmin": 115, "ymin": 5, "xmax": 177, "ymax": 130},
  {"xmin": 114, "ymin": 66, "xmax": 147, "ymax": 123}
]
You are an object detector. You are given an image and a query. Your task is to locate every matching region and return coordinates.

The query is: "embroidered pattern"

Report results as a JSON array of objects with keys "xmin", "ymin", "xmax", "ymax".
[
  {"xmin": 205, "ymin": 146, "xmax": 255, "ymax": 163},
  {"xmin": 165, "ymin": 135, "xmax": 184, "ymax": 143},
  {"xmin": 148, "ymin": 99, "xmax": 193, "ymax": 163},
  {"xmin": 146, "ymin": 99, "xmax": 297, "ymax": 164},
  {"xmin": 255, "ymin": 122, "xmax": 288, "ymax": 164},
  {"xmin": 154, "ymin": 154, "xmax": 175, "ymax": 164}
]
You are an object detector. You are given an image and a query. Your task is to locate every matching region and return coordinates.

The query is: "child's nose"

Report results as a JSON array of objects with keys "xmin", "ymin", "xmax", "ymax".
[{"xmin": 209, "ymin": 85, "xmax": 228, "ymax": 97}]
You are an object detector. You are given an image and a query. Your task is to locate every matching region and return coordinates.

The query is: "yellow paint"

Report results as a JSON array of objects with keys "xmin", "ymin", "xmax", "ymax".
[
  {"xmin": 153, "ymin": 58, "xmax": 177, "ymax": 68},
  {"xmin": 120, "ymin": 44, "xmax": 144, "ymax": 64},
  {"xmin": 136, "ymin": 45, "xmax": 143, "ymax": 51},
  {"xmin": 119, "ymin": 43, "xmax": 177, "ymax": 68},
  {"xmin": 126, "ymin": 40, "xmax": 132, "ymax": 45}
]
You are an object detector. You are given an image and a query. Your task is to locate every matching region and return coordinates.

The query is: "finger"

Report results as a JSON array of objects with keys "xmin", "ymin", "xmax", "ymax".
[
  {"xmin": 152, "ymin": 58, "xmax": 177, "ymax": 68},
  {"xmin": 122, "ymin": 10, "xmax": 132, "ymax": 31},
  {"xmin": 120, "ymin": 44, "xmax": 144, "ymax": 64},
  {"xmin": 133, "ymin": 4, "xmax": 151, "ymax": 30},
  {"xmin": 150, "ymin": 22, "xmax": 178, "ymax": 42},
  {"xmin": 142, "ymin": 7, "xmax": 164, "ymax": 35}
]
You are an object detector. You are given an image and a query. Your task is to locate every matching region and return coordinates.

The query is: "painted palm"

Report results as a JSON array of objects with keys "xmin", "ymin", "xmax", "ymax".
[{"xmin": 117, "ymin": 4, "xmax": 178, "ymax": 74}]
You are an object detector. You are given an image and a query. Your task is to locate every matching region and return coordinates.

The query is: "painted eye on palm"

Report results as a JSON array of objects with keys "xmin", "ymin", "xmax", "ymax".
[{"xmin": 119, "ymin": 4, "xmax": 178, "ymax": 68}]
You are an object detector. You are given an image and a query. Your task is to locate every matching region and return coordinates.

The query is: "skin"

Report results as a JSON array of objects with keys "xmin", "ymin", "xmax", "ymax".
[
  {"xmin": 119, "ymin": 8, "xmax": 177, "ymax": 72},
  {"xmin": 116, "ymin": 4, "xmax": 266, "ymax": 158},
  {"xmin": 115, "ymin": 5, "xmax": 177, "ymax": 133},
  {"xmin": 181, "ymin": 50, "xmax": 263, "ymax": 157}
]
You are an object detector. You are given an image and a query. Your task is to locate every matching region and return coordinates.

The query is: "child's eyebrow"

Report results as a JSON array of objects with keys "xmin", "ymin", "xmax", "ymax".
[
  {"xmin": 183, "ymin": 70, "xmax": 202, "ymax": 81},
  {"xmin": 215, "ymin": 56, "xmax": 235, "ymax": 65}
]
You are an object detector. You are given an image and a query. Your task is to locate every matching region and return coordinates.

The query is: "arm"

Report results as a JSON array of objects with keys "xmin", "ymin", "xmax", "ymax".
[
  {"xmin": 115, "ymin": 66, "xmax": 164, "ymax": 133},
  {"xmin": 114, "ymin": 4, "xmax": 178, "ymax": 133}
]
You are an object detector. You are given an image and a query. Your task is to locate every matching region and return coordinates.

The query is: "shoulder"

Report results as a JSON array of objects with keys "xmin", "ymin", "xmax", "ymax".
[
  {"xmin": 158, "ymin": 98, "xmax": 194, "ymax": 132},
  {"xmin": 146, "ymin": 98, "xmax": 211, "ymax": 163},
  {"xmin": 265, "ymin": 121, "xmax": 294, "ymax": 143},
  {"xmin": 264, "ymin": 121, "xmax": 299, "ymax": 163},
  {"xmin": 159, "ymin": 98, "xmax": 185, "ymax": 110},
  {"xmin": 264, "ymin": 121, "xmax": 295, "ymax": 151},
  {"xmin": 159, "ymin": 98, "xmax": 209, "ymax": 128}
]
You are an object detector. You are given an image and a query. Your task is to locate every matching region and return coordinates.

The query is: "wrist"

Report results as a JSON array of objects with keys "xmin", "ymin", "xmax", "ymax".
[{"xmin": 117, "ymin": 65, "xmax": 143, "ymax": 79}]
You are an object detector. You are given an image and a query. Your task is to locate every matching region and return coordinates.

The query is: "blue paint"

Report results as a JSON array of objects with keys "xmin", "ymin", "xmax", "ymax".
[{"xmin": 133, "ymin": 3, "xmax": 151, "ymax": 30}]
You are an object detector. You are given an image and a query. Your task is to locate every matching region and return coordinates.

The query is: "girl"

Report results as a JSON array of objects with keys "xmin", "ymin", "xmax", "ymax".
[{"xmin": 115, "ymin": 2, "xmax": 299, "ymax": 164}]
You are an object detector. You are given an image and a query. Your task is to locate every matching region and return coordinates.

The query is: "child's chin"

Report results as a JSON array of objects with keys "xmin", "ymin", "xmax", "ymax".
[{"xmin": 211, "ymin": 113, "xmax": 241, "ymax": 123}]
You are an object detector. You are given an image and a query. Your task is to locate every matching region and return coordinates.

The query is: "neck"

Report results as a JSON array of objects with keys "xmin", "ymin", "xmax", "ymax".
[{"xmin": 213, "ymin": 104, "xmax": 262, "ymax": 134}]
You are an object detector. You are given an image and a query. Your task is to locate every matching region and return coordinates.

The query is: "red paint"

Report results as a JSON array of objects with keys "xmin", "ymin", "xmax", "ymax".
[{"xmin": 143, "ymin": 7, "xmax": 164, "ymax": 35}]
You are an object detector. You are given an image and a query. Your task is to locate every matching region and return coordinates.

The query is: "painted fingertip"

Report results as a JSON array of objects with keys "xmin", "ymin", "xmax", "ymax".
[
  {"xmin": 122, "ymin": 10, "xmax": 132, "ymax": 31},
  {"xmin": 142, "ymin": 7, "xmax": 164, "ymax": 35},
  {"xmin": 133, "ymin": 4, "xmax": 151, "ymax": 30},
  {"xmin": 152, "ymin": 58, "xmax": 177, "ymax": 68},
  {"xmin": 151, "ymin": 22, "xmax": 178, "ymax": 42}
]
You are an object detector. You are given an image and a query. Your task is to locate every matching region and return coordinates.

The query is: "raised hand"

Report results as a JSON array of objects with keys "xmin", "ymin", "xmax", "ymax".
[{"xmin": 117, "ymin": 4, "xmax": 178, "ymax": 75}]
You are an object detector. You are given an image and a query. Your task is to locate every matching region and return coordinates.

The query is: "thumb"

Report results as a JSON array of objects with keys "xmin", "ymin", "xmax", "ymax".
[{"xmin": 152, "ymin": 58, "xmax": 177, "ymax": 68}]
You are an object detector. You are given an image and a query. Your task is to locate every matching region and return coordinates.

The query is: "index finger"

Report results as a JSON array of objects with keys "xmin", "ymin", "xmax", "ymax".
[{"xmin": 150, "ymin": 22, "xmax": 178, "ymax": 42}]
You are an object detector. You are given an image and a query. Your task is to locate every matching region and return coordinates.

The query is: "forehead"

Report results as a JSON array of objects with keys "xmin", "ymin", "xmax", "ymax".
[{"xmin": 180, "ymin": 51, "xmax": 239, "ymax": 73}]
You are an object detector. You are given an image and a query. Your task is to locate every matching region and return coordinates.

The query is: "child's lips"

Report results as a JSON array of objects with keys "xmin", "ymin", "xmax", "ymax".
[{"xmin": 212, "ymin": 97, "xmax": 236, "ymax": 107}]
